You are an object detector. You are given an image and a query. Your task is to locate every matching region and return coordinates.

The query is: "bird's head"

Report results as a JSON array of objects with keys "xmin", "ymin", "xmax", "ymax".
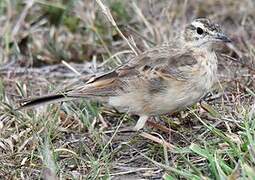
[{"xmin": 183, "ymin": 18, "xmax": 231, "ymax": 48}]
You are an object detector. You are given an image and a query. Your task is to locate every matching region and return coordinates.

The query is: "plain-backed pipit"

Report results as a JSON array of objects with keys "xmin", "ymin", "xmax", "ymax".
[{"xmin": 18, "ymin": 18, "xmax": 231, "ymax": 130}]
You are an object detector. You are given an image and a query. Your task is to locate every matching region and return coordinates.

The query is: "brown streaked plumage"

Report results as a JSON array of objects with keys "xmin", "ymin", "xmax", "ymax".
[{"xmin": 17, "ymin": 18, "xmax": 231, "ymax": 130}]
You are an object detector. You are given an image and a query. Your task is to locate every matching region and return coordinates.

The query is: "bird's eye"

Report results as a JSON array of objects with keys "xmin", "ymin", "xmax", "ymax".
[{"xmin": 196, "ymin": 27, "xmax": 204, "ymax": 35}]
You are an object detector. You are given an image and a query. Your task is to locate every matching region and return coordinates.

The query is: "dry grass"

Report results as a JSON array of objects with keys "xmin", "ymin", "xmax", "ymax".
[{"xmin": 0, "ymin": 0, "xmax": 255, "ymax": 179}]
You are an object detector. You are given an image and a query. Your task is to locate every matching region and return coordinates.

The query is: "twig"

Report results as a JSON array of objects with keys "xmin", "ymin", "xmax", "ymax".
[
  {"xmin": 11, "ymin": 0, "xmax": 34, "ymax": 40},
  {"xmin": 139, "ymin": 132, "xmax": 175, "ymax": 150},
  {"xmin": 95, "ymin": 0, "xmax": 138, "ymax": 56},
  {"xmin": 98, "ymin": 50, "xmax": 132, "ymax": 68},
  {"xmin": 99, "ymin": 167, "xmax": 158, "ymax": 177},
  {"xmin": 220, "ymin": 54, "xmax": 255, "ymax": 73},
  {"xmin": 147, "ymin": 119, "xmax": 172, "ymax": 133},
  {"xmin": 124, "ymin": 25, "xmax": 156, "ymax": 45},
  {"xmin": 131, "ymin": 2, "xmax": 154, "ymax": 36},
  {"xmin": 61, "ymin": 60, "xmax": 81, "ymax": 76},
  {"xmin": 227, "ymin": 43, "xmax": 243, "ymax": 58}
]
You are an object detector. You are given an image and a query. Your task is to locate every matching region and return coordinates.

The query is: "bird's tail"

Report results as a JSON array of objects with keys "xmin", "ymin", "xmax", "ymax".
[{"xmin": 16, "ymin": 93, "xmax": 72, "ymax": 110}]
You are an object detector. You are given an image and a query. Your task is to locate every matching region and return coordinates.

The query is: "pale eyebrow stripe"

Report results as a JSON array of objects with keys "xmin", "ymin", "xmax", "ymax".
[{"xmin": 191, "ymin": 21, "xmax": 205, "ymax": 29}]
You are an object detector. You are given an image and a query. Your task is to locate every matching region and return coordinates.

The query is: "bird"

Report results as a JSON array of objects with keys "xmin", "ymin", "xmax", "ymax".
[{"xmin": 17, "ymin": 18, "xmax": 231, "ymax": 131}]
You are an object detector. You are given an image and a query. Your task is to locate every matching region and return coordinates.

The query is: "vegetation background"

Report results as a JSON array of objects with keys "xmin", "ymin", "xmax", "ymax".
[{"xmin": 0, "ymin": 0, "xmax": 254, "ymax": 179}]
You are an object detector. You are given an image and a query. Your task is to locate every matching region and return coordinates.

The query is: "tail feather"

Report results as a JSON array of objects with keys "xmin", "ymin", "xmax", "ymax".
[{"xmin": 17, "ymin": 94, "xmax": 69, "ymax": 110}]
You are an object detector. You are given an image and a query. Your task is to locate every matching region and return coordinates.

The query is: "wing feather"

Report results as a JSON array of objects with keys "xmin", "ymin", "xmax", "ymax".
[{"xmin": 68, "ymin": 45, "xmax": 198, "ymax": 98}]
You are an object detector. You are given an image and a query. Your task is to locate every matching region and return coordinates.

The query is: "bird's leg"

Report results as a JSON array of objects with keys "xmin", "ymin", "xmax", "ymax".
[{"xmin": 133, "ymin": 115, "xmax": 149, "ymax": 131}]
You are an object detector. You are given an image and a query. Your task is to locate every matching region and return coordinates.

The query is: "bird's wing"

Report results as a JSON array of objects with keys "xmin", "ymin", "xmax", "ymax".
[
  {"xmin": 118, "ymin": 45, "xmax": 197, "ymax": 81},
  {"xmin": 69, "ymin": 45, "xmax": 198, "ymax": 96}
]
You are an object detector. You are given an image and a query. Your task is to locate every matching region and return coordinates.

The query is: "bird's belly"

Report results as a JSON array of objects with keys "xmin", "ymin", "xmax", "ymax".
[
  {"xmin": 153, "ymin": 71, "xmax": 216, "ymax": 114},
  {"xmin": 108, "ymin": 82, "xmax": 208, "ymax": 115},
  {"xmin": 151, "ymin": 87, "xmax": 206, "ymax": 114},
  {"xmin": 108, "ymin": 91, "xmax": 151, "ymax": 114}
]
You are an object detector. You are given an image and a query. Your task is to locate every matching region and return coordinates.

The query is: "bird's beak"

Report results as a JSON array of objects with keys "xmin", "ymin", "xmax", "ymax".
[{"xmin": 214, "ymin": 33, "xmax": 231, "ymax": 43}]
